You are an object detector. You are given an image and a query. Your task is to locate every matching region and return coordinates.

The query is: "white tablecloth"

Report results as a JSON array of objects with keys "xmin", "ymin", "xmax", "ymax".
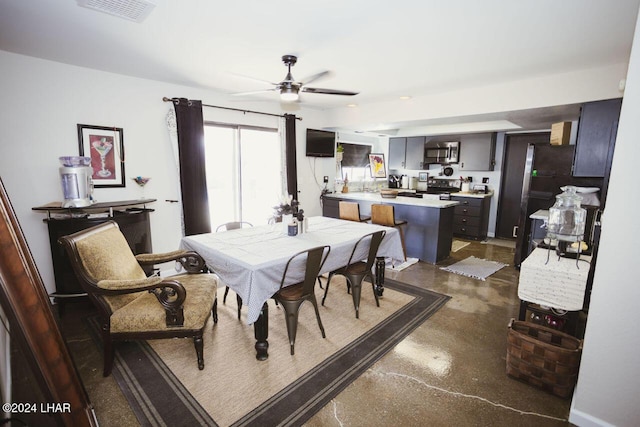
[
  {"xmin": 517, "ymin": 248, "xmax": 592, "ymax": 311},
  {"xmin": 180, "ymin": 216, "xmax": 405, "ymax": 324}
]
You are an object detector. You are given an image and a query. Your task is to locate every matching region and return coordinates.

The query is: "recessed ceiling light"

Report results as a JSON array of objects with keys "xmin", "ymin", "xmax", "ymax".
[
  {"xmin": 399, "ymin": 96, "xmax": 412, "ymax": 100},
  {"xmin": 347, "ymin": 103, "xmax": 358, "ymax": 108}
]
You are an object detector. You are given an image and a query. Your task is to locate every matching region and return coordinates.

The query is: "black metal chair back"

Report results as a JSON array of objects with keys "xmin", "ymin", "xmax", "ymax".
[
  {"xmin": 322, "ymin": 230, "xmax": 386, "ymax": 318},
  {"xmin": 274, "ymin": 245, "xmax": 331, "ymax": 355}
]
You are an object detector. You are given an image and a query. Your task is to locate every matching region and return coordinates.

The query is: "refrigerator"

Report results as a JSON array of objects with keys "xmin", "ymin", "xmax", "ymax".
[{"xmin": 514, "ymin": 144, "xmax": 604, "ymax": 267}]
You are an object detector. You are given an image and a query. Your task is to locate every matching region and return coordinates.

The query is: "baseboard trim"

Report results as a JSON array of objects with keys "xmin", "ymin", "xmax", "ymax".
[{"xmin": 569, "ymin": 401, "xmax": 616, "ymax": 427}]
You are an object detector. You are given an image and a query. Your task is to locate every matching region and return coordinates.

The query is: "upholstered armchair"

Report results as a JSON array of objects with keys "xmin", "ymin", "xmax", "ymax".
[{"xmin": 59, "ymin": 221, "xmax": 218, "ymax": 376}]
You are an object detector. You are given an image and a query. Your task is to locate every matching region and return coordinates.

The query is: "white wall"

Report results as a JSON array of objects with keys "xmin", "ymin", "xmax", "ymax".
[
  {"xmin": 0, "ymin": 51, "xmax": 326, "ymax": 297},
  {"xmin": 569, "ymin": 10, "xmax": 640, "ymax": 427},
  {"xmin": 321, "ymin": 63, "xmax": 629, "ymax": 131}
]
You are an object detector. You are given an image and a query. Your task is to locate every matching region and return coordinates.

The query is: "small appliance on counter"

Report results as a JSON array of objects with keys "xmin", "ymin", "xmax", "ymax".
[
  {"xmin": 59, "ymin": 156, "xmax": 94, "ymax": 208},
  {"xmin": 472, "ymin": 184, "xmax": 489, "ymax": 194},
  {"xmin": 409, "ymin": 177, "xmax": 418, "ymax": 190},
  {"xmin": 401, "ymin": 174, "xmax": 409, "ymax": 189},
  {"xmin": 423, "ymin": 178, "xmax": 460, "ymax": 194},
  {"xmin": 388, "ymin": 174, "xmax": 402, "ymax": 189}
]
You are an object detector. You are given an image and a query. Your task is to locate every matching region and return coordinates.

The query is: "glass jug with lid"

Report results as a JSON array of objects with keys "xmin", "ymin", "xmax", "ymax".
[{"xmin": 547, "ymin": 186, "xmax": 586, "ymax": 243}]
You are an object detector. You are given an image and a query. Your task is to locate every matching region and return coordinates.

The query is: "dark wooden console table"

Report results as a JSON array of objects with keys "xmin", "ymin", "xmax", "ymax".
[{"xmin": 33, "ymin": 199, "xmax": 156, "ymax": 315}]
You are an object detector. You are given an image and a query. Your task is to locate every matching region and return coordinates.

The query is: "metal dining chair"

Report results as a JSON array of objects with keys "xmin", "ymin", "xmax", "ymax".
[
  {"xmin": 216, "ymin": 221, "xmax": 253, "ymax": 319},
  {"xmin": 321, "ymin": 230, "xmax": 386, "ymax": 318},
  {"xmin": 272, "ymin": 245, "xmax": 331, "ymax": 355}
]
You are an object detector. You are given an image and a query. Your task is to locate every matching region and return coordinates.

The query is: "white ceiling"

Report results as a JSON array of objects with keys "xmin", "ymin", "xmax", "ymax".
[{"xmin": 1, "ymin": 0, "xmax": 639, "ymax": 133}]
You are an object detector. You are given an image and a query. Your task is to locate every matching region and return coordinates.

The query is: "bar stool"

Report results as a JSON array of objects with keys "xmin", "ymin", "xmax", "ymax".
[
  {"xmin": 371, "ymin": 204, "xmax": 407, "ymax": 259},
  {"xmin": 339, "ymin": 201, "xmax": 371, "ymax": 223}
]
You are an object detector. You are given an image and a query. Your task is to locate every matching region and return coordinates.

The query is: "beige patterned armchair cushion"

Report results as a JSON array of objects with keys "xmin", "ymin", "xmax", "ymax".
[
  {"xmin": 75, "ymin": 225, "xmax": 154, "ymax": 311},
  {"xmin": 110, "ymin": 273, "xmax": 217, "ymax": 333}
]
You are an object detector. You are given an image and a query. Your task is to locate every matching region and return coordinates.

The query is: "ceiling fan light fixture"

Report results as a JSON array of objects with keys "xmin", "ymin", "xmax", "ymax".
[{"xmin": 280, "ymin": 87, "xmax": 299, "ymax": 102}]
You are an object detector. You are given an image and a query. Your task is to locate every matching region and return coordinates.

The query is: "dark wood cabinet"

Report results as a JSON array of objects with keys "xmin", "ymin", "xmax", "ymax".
[
  {"xmin": 573, "ymin": 98, "xmax": 622, "ymax": 178},
  {"xmin": 33, "ymin": 200, "xmax": 155, "ymax": 314},
  {"xmin": 451, "ymin": 195, "xmax": 491, "ymax": 240}
]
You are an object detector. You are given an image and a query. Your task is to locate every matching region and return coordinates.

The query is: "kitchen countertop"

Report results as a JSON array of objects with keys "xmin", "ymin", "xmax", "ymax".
[
  {"xmin": 450, "ymin": 191, "xmax": 494, "ymax": 199},
  {"xmin": 323, "ymin": 191, "xmax": 459, "ymax": 208}
]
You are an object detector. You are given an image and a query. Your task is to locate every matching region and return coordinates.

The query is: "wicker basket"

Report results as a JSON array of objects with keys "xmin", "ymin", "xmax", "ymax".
[{"xmin": 506, "ymin": 319, "xmax": 583, "ymax": 398}]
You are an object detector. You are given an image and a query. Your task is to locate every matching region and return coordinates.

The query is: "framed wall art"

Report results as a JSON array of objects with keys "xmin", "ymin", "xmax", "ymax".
[
  {"xmin": 368, "ymin": 153, "xmax": 387, "ymax": 178},
  {"xmin": 78, "ymin": 124, "xmax": 125, "ymax": 188}
]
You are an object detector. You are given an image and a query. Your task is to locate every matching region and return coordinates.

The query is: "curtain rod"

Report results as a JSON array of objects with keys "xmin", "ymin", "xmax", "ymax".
[{"xmin": 162, "ymin": 97, "xmax": 302, "ymax": 121}]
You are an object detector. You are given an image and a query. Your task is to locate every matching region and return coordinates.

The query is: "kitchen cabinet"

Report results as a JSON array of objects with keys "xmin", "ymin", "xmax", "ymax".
[
  {"xmin": 459, "ymin": 133, "xmax": 496, "ymax": 171},
  {"xmin": 451, "ymin": 194, "xmax": 491, "ymax": 240},
  {"xmin": 388, "ymin": 136, "xmax": 425, "ymax": 170},
  {"xmin": 322, "ymin": 196, "xmax": 340, "ymax": 218},
  {"xmin": 388, "ymin": 137, "xmax": 406, "ymax": 169},
  {"xmin": 573, "ymin": 98, "xmax": 622, "ymax": 178}
]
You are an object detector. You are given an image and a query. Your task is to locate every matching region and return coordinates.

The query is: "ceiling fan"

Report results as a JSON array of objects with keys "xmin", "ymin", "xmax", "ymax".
[{"xmin": 231, "ymin": 55, "xmax": 359, "ymax": 102}]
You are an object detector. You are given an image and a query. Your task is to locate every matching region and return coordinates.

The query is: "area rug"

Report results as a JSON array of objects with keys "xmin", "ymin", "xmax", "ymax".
[
  {"xmin": 85, "ymin": 277, "xmax": 449, "ymax": 426},
  {"xmin": 451, "ymin": 239, "xmax": 471, "ymax": 252},
  {"xmin": 440, "ymin": 256, "xmax": 508, "ymax": 281},
  {"xmin": 385, "ymin": 256, "xmax": 419, "ymax": 271}
]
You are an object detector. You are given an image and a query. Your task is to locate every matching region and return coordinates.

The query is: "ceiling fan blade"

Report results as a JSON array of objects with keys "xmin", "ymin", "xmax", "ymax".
[
  {"xmin": 229, "ymin": 72, "xmax": 278, "ymax": 86},
  {"xmin": 301, "ymin": 87, "xmax": 359, "ymax": 96},
  {"xmin": 230, "ymin": 88, "xmax": 278, "ymax": 96},
  {"xmin": 299, "ymin": 70, "xmax": 332, "ymax": 86}
]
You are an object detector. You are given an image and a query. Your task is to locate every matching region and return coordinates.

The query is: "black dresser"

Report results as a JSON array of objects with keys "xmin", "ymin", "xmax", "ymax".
[{"xmin": 32, "ymin": 199, "xmax": 155, "ymax": 315}]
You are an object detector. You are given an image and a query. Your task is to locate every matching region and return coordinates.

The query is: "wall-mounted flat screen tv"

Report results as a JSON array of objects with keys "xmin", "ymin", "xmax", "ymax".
[{"xmin": 306, "ymin": 129, "xmax": 335, "ymax": 157}]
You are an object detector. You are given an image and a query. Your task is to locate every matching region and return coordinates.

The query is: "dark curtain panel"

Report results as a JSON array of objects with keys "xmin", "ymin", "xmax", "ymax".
[
  {"xmin": 285, "ymin": 114, "xmax": 298, "ymax": 199},
  {"xmin": 173, "ymin": 98, "xmax": 211, "ymax": 236}
]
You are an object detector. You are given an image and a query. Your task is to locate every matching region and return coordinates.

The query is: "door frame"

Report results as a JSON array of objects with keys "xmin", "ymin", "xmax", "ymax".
[{"xmin": 495, "ymin": 132, "xmax": 550, "ymax": 240}]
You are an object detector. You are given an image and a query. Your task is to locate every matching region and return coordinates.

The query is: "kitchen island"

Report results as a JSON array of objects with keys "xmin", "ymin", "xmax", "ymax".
[{"xmin": 322, "ymin": 192, "xmax": 459, "ymax": 263}]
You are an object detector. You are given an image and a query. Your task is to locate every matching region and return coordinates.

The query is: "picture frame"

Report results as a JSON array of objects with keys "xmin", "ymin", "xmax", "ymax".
[
  {"xmin": 78, "ymin": 124, "xmax": 125, "ymax": 188},
  {"xmin": 368, "ymin": 153, "xmax": 387, "ymax": 178}
]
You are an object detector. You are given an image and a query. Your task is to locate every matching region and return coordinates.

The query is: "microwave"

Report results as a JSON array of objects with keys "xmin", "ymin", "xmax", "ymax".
[{"xmin": 424, "ymin": 141, "xmax": 459, "ymax": 164}]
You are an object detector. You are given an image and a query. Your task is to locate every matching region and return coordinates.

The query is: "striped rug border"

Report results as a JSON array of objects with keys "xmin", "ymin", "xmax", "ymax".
[{"xmin": 85, "ymin": 279, "xmax": 449, "ymax": 427}]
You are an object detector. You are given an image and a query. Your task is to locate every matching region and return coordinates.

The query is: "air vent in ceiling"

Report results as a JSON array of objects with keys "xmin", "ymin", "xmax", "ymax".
[{"xmin": 77, "ymin": 0, "xmax": 156, "ymax": 23}]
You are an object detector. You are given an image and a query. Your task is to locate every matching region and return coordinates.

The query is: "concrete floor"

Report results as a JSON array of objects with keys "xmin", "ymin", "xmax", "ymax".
[{"xmin": 61, "ymin": 238, "xmax": 574, "ymax": 426}]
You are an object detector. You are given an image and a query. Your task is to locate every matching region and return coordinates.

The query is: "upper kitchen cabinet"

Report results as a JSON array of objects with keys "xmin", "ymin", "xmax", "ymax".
[
  {"xmin": 573, "ymin": 98, "xmax": 622, "ymax": 178},
  {"xmin": 459, "ymin": 132, "xmax": 497, "ymax": 171},
  {"xmin": 388, "ymin": 136, "xmax": 425, "ymax": 170}
]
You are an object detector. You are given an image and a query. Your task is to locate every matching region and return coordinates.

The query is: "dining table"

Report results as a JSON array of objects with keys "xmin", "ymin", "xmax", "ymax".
[{"xmin": 180, "ymin": 216, "xmax": 405, "ymax": 360}]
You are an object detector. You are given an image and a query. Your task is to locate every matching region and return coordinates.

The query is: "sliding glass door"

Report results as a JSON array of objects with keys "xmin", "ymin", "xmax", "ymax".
[{"xmin": 204, "ymin": 124, "xmax": 282, "ymax": 228}]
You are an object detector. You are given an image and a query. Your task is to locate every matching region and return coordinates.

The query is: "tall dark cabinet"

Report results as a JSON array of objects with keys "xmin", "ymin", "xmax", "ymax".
[
  {"xmin": 573, "ymin": 98, "xmax": 622, "ymax": 178},
  {"xmin": 514, "ymin": 99, "xmax": 622, "ymax": 337},
  {"xmin": 32, "ymin": 199, "xmax": 155, "ymax": 315},
  {"xmin": 514, "ymin": 98, "xmax": 622, "ymax": 267}
]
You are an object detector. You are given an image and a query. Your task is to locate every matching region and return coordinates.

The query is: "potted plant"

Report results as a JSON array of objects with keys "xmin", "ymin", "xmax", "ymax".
[
  {"xmin": 272, "ymin": 194, "xmax": 298, "ymax": 230},
  {"xmin": 336, "ymin": 144, "xmax": 344, "ymax": 162}
]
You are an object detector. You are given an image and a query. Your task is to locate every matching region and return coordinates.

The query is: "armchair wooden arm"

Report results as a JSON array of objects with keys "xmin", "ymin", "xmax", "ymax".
[
  {"xmin": 97, "ymin": 276, "xmax": 187, "ymax": 326},
  {"xmin": 135, "ymin": 250, "xmax": 207, "ymax": 273}
]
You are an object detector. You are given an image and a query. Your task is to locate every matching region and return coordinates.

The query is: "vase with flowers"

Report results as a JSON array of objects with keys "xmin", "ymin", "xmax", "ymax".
[
  {"xmin": 460, "ymin": 176, "xmax": 471, "ymax": 193},
  {"xmin": 272, "ymin": 194, "xmax": 299, "ymax": 232}
]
